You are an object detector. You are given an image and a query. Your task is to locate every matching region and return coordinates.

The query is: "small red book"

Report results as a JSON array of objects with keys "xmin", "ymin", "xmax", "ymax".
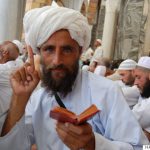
[{"xmin": 50, "ymin": 104, "xmax": 100, "ymax": 125}]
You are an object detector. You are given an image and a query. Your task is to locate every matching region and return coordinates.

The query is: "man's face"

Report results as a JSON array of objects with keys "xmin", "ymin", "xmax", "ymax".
[
  {"xmin": 94, "ymin": 41, "xmax": 101, "ymax": 49},
  {"xmin": 134, "ymin": 68, "xmax": 150, "ymax": 98},
  {"xmin": 39, "ymin": 30, "xmax": 82, "ymax": 96},
  {"xmin": 118, "ymin": 70, "xmax": 135, "ymax": 86}
]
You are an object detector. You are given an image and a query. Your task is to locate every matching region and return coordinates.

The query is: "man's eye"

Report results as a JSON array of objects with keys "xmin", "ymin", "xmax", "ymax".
[
  {"xmin": 45, "ymin": 47, "xmax": 54, "ymax": 53},
  {"xmin": 63, "ymin": 47, "xmax": 73, "ymax": 53}
]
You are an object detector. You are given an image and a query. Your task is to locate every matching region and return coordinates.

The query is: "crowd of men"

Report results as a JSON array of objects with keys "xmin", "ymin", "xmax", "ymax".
[{"xmin": 0, "ymin": 5, "xmax": 150, "ymax": 150}]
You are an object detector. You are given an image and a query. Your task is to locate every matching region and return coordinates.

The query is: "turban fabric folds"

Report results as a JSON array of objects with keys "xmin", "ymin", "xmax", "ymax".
[{"xmin": 23, "ymin": 6, "xmax": 91, "ymax": 53}]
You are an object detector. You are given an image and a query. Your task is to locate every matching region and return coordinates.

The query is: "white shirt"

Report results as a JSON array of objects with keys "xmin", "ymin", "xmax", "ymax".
[
  {"xmin": 122, "ymin": 85, "xmax": 140, "ymax": 108},
  {"xmin": 93, "ymin": 46, "xmax": 103, "ymax": 61},
  {"xmin": 115, "ymin": 81, "xmax": 140, "ymax": 108},
  {"xmin": 133, "ymin": 96, "xmax": 150, "ymax": 132},
  {"xmin": 0, "ymin": 59, "xmax": 23, "ymax": 115},
  {"xmin": 0, "ymin": 70, "xmax": 148, "ymax": 150}
]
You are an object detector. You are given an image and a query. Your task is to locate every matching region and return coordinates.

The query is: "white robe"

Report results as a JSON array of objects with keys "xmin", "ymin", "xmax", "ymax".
[
  {"xmin": 0, "ymin": 70, "xmax": 149, "ymax": 150},
  {"xmin": 121, "ymin": 85, "xmax": 140, "ymax": 108},
  {"xmin": 132, "ymin": 96, "xmax": 150, "ymax": 132},
  {"xmin": 0, "ymin": 59, "xmax": 24, "ymax": 115},
  {"xmin": 93, "ymin": 46, "xmax": 103, "ymax": 61},
  {"xmin": 115, "ymin": 81, "xmax": 140, "ymax": 108}
]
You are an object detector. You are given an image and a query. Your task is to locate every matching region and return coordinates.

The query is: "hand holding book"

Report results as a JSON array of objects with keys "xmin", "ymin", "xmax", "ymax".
[{"xmin": 50, "ymin": 104, "xmax": 100, "ymax": 125}]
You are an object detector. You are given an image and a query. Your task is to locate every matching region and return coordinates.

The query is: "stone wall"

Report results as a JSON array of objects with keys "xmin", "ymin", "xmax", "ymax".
[
  {"xmin": 88, "ymin": 0, "xmax": 101, "ymax": 46},
  {"xmin": 114, "ymin": 0, "xmax": 144, "ymax": 60}
]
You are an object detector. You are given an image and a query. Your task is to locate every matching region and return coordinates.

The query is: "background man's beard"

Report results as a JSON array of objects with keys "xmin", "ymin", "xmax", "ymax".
[
  {"xmin": 141, "ymin": 80, "xmax": 150, "ymax": 98},
  {"xmin": 41, "ymin": 61, "xmax": 79, "ymax": 97}
]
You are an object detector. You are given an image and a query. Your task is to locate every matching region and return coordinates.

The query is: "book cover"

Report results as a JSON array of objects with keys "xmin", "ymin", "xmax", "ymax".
[{"xmin": 50, "ymin": 104, "xmax": 100, "ymax": 125}]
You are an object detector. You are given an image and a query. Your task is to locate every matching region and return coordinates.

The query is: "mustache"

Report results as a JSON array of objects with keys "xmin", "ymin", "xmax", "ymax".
[{"xmin": 45, "ymin": 64, "xmax": 67, "ymax": 70}]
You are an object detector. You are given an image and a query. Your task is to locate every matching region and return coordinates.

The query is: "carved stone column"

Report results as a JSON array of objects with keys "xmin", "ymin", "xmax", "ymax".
[
  {"xmin": 114, "ymin": 0, "xmax": 144, "ymax": 60},
  {"xmin": 143, "ymin": 0, "xmax": 150, "ymax": 56},
  {"xmin": 102, "ymin": 0, "xmax": 120, "ymax": 59}
]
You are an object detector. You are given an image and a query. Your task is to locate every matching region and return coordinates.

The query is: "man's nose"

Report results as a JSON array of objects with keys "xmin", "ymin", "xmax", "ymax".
[{"xmin": 52, "ymin": 51, "xmax": 63, "ymax": 66}]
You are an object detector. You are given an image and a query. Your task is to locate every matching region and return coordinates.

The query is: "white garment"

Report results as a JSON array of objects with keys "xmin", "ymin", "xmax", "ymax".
[
  {"xmin": 93, "ymin": 46, "xmax": 103, "ymax": 62},
  {"xmin": 82, "ymin": 65, "xmax": 89, "ymax": 71},
  {"xmin": 115, "ymin": 80, "xmax": 127, "ymax": 88},
  {"xmin": 84, "ymin": 47, "xmax": 94, "ymax": 60},
  {"xmin": 132, "ymin": 97, "xmax": 150, "ymax": 132},
  {"xmin": 0, "ymin": 70, "xmax": 148, "ymax": 149},
  {"xmin": 121, "ymin": 86, "xmax": 140, "ymax": 108},
  {"xmin": 115, "ymin": 81, "xmax": 140, "ymax": 108},
  {"xmin": 0, "ymin": 59, "xmax": 23, "ymax": 115},
  {"xmin": 94, "ymin": 65, "xmax": 106, "ymax": 76}
]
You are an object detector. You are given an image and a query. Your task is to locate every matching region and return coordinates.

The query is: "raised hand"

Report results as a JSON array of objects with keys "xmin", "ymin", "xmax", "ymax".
[
  {"xmin": 1, "ymin": 46, "xmax": 40, "ymax": 136},
  {"xmin": 10, "ymin": 46, "xmax": 40, "ymax": 97},
  {"xmin": 56, "ymin": 122, "xmax": 95, "ymax": 150}
]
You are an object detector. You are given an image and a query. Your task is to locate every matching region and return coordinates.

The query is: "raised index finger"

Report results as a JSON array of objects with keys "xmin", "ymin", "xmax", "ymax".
[{"xmin": 27, "ymin": 45, "xmax": 35, "ymax": 71}]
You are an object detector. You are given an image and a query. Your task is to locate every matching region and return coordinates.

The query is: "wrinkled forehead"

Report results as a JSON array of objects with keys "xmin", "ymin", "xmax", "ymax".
[
  {"xmin": 134, "ymin": 67, "xmax": 150, "ymax": 79},
  {"xmin": 136, "ymin": 66, "xmax": 150, "ymax": 73}
]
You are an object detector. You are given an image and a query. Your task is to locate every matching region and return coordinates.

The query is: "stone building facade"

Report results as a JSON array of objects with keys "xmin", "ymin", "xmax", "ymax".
[{"xmin": 0, "ymin": 0, "xmax": 150, "ymax": 60}]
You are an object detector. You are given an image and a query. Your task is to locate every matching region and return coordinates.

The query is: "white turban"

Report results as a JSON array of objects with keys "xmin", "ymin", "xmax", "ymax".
[
  {"xmin": 118, "ymin": 59, "xmax": 137, "ymax": 70},
  {"xmin": 137, "ymin": 56, "xmax": 150, "ymax": 70},
  {"xmin": 23, "ymin": 6, "xmax": 91, "ymax": 53}
]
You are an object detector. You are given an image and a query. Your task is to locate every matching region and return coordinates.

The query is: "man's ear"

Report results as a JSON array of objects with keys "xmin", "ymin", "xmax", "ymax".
[
  {"xmin": 0, "ymin": 50, "xmax": 9, "ymax": 63},
  {"xmin": 3, "ymin": 49, "xmax": 9, "ymax": 57},
  {"xmin": 2, "ymin": 50, "xmax": 9, "ymax": 56}
]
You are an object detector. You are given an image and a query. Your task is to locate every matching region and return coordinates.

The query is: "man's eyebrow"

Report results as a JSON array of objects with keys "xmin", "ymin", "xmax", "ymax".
[
  {"xmin": 61, "ymin": 45, "xmax": 74, "ymax": 48},
  {"xmin": 40, "ymin": 44, "xmax": 55, "ymax": 49}
]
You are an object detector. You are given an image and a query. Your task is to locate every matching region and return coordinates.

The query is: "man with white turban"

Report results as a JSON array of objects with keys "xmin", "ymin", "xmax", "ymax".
[
  {"xmin": 132, "ymin": 56, "xmax": 150, "ymax": 140},
  {"xmin": 0, "ymin": 6, "xmax": 149, "ymax": 150},
  {"xmin": 113, "ymin": 59, "xmax": 140, "ymax": 108},
  {"xmin": 117, "ymin": 59, "xmax": 137, "ymax": 87},
  {"xmin": 92, "ymin": 39, "xmax": 103, "ymax": 62}
]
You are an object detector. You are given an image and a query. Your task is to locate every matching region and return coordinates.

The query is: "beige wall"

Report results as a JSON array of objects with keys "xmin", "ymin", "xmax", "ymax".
[{"xmin": 25, "ymin": 0, "xmax": 52, "ymax": 11}]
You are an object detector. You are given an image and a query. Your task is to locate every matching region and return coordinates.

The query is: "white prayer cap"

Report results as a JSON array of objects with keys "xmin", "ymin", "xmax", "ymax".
[
  {"xmin": 23, "ymin": 6, "xmax": 91, "ymax": 53},
  {"xmin": 137, "ymin": 56, "xmax": 150, "ymax": 70},
  {"xmin": 12, "ymin": 40, "xmax": 24, "ymax": 54},
  {"xmin": 118, "ymin": 59, "xmax": 137, "ymax": 70},
  {"xmin": 94, "ymin": 65, "xmax": 106, "ymax": 76}
]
